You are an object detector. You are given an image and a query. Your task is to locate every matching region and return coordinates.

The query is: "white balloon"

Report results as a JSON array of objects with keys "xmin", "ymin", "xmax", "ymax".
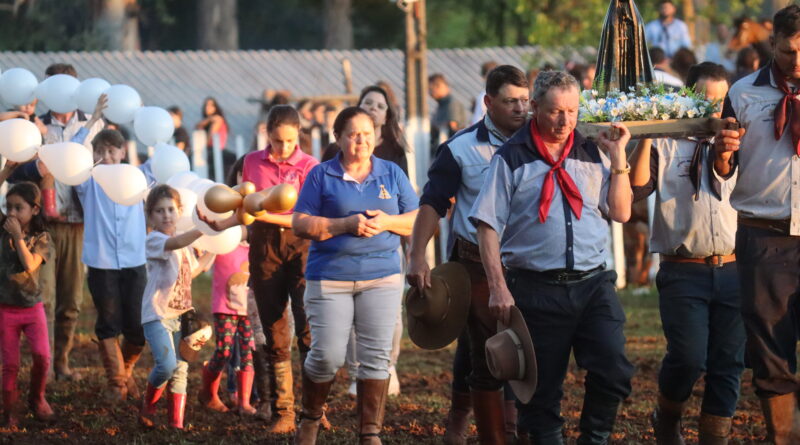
[
  {"xmin": 93, "ymin": 164, "xmax": 148, "ymax": 206},
  {"xmin": 38, "ymin": 142, "xmax": 93, "ymax": 185},
  {"xmin": 191, "ymin": 206, "xmax": 220, "ymax": 236},
  {"xmin": 40, "ymin": 74, "xmax": 80, "ymax": 113},
  {"xmin": 103, "ymin": 84, "xmax": 142, "ymax": 124},
  {"xmin": 151, "ymin": 143, "xmax": 189, "ymax": 183},
  {"xmin": 194, "ymin": 226, "xmax": 243, "ymax": 255},
  {"xmin": 34, "ymin": 76, "xmax": 50, "ymax": 101},
  {"xmin": 75, "ymin": 78, "xmax": 111, "ymax": 114},
  {"xmin": 175, "ymin": 187, "xmax": 197, "ymax": 232},
  {"xmin": 166, "ymin": 171, "xmax": 200, "ymax": 190},
  {"xmin": 134, "ymin": 107, "xmax": 175, "ymax": 147},
  {"xmin": 0, "ymin": 68, "xmax": 38, "ymax": 106},
  {"xmin": 0, "ymin": 119, "xmax": 42, "ymax": 162}
]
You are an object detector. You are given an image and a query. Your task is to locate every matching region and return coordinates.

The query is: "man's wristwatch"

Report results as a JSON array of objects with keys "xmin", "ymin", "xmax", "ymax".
[{"xmin": 611, "ymin": 163, "xmax": 631, "ymax": 175}]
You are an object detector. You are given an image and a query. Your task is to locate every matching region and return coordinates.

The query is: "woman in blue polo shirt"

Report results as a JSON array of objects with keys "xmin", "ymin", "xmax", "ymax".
[{"xmin": 291, "ymin": 107, "xmax": 418, "ymax": 444}]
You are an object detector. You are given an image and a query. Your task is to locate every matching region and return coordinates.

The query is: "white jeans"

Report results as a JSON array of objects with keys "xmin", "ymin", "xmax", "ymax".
[{"xmin": 303, "ymin": 274, "xmax": 403, "ymax": 382}]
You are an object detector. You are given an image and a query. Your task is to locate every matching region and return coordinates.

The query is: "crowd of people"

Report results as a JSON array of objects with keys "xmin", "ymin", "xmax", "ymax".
[{"xmin": 1, "ymin": 1, "xmax": 800, "ymax": 444}]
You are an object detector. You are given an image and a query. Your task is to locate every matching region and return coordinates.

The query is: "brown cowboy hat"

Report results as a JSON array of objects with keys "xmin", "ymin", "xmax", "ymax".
[
  {"xmin": 406, "ymin": 262, "xmax": 471, "ymax": 350},
  {"xmin": 485, "ymin": 306, "xmax": 537, "ymax": 403}
]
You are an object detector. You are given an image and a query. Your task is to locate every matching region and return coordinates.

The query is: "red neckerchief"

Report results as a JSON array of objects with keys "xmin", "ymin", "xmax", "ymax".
[
  {"xmin": 529, "ymin": 120, "xmax": 583, "ymax": 223},
  {"xmin": 772, "ymin": 62, "xmax": 800, "ymax": 155}
]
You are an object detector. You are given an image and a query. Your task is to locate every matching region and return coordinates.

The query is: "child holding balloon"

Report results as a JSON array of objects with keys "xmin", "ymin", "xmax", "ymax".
[
  {"xmin": 140, "ymin": 184, "xmax": 215, "ymax": 429},
  {"xmin": 0, "ymin": 177, "xmax": 53, "ymax": 427}
]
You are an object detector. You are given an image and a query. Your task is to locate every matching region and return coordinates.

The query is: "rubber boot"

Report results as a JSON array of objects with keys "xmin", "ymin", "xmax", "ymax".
[
  {"xmin": 139, "ymin": 382, "xmax": 166, "ymax": 428},
  {"xmin": 97, "ymin": 338, "xmax": 127, "ymax": 401},
  {"xmin": 198, "ymin": 365, "xmax": 229, "ymax": 412},
  {"xmin": 2, "ymin": 389, "xmax": 18, "ymax": 427},
  {"xmin": 252, "ymin": 344, "xmax": 273, "ymax": 421},
  {"xmin": 698, "ymin": 412, "xmax": 732, "ymax": 445},
  {"xmin": 120, "ymin": 339, "xmax": 143, "ymax": 401},
  {"xmin": 471, "ymin": 389, "xmax": 507, "ymax": 445},
  {"xmin": 53, "ymin": 318, "xmax": 81, "ymax": 381},
  {"xmin": 357, "ymin": 379, "xmax": 390, "ymax": 444},
  {"xmin": 760, "ymin": 393, "xmax": 800, "ymax": 445},
  {"xmin": 237, "ymin": 369, "xmax": 258, "ymax": 416},
  {"xmin": 167, "ymin": 391, "xmax": 187, "ymax": 430},
  {"xmin": 652, "ymin": 393, "xmax": 686, "ymax": 445},
  {"xmin": 267, "ymin": 360, "xmax": 296, "ymax": 434},
  {"xmin": 294, "ymin": 372, "xmax": 334, "ymax": 445},
  {"xmin": 29, "ymin": 355, "xmax": 54, "ymax": 421},
  {"xmin": 443, "ymin": 389, "xmax": 472, "ymax": 445}
]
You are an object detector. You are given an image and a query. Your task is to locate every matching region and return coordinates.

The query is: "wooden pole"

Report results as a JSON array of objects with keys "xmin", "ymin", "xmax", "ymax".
[{"xmin": 682, "ymin": 0, "xmax": 696, "ymax": 44}]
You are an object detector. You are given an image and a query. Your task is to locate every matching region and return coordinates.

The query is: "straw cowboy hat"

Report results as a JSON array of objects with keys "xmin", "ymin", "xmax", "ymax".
[
  {"xmin": 179, "ymin": 310, "xmax": 213, "ymax": 362},
  {"xmin": 406, "ymin": 262, "xmax": 471, "ymax": 350},
  {"xmin": 485, "ymin": 306, "xmax": 537, "ymax": 403}
]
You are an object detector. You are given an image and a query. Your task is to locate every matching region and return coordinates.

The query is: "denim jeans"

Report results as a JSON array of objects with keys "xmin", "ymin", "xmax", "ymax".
[
  {"xmin": 143, "ymin": 317, "xmax": 188, "ymax": 394},
  {"xmin": 656, "ymin": 261, "xmax": 745, "ymax": 417},
  {"xmin": 303, "ymin": 274, "xmax": 403, "ymax": 382},
  {"xmin": 509, "ymin": 269, "xmax": 634, "ymax": 438}
]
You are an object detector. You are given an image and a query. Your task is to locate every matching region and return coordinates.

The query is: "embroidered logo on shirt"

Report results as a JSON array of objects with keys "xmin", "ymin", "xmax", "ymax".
[{"xmin": 378, "ymin": 184, "xmax": 392, "ymax": 199}]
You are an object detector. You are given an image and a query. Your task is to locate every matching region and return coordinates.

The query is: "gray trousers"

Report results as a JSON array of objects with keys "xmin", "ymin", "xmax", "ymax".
[{"xmin": 303, "ymin": 274, "xmax": 403, "ymax": 382}]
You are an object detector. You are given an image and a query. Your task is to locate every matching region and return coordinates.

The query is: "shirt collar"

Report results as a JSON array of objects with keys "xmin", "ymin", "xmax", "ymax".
[
  {"xmin": 483, "ymin": 114, "xmax": 509, "ymax": 145},
  {"xmin": 262, "ymin": 145, "xmax": 304, "ymax": 166},
  {"xmin": 753, "ymin": 62, "xmax": 774, "ymax": 87},
  {"xmin": 509, "ymin": 119, "xmax": 588, "ymax": 154}
]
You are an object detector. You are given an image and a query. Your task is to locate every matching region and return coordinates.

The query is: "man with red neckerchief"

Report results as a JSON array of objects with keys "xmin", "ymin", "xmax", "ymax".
[
  {"xmin": 469, "ymin": 71, "xmax": 635, "ymax": 445},
  {"xmin": 715, "ymin": 6, "xmax": 800, "ymax": 443}
]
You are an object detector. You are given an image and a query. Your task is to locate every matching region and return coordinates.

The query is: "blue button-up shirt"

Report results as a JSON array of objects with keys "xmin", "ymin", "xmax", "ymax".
[
  {"xmin": 645, "ymin": 18, "xmax": 692, "ymax": 58},
  {"xmin": 71, "ymin": 129, "xmax": 147, "ymax": 270}
]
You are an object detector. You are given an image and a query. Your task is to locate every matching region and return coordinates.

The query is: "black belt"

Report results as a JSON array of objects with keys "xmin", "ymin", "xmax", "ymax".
[
  {"xmin": 738, "ymin": 217, "xmax": 791, "ymax": 235},
  {"xmin": 454, "ymin": 238, "xmax": 482, "ymax": 264},
  {"xmin": 508, "ymin": 265, "xmax": 605, "ymax": 284}
]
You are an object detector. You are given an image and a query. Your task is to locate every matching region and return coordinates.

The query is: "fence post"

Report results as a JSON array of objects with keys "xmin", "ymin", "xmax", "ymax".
[
  {"xmin": 235, "ymin": 135, "xmax": 245, "ymax": 159},
  {"xmin": 193, "ymin": 130, "xmax": 208, "ymax": 179},
  {"xmin": 311, "ymin": 127, "xmax": 321, "ymax": 160},
  {"xmin": 127, "ymin": 140, "xmax": 140, "ymax": 166},
  {"xmin": 212, "ymin": 133, "xmax": 224, "ymax": 183}
]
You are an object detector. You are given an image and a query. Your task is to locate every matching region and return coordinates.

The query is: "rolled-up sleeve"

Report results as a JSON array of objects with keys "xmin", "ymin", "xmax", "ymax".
[
  {"xmin": 419, "ymin": 144, "xmax": 461, "ymax": 217},
  {"xmin": 395, "ymin": 166, "xmax": 419, "ymax": 214},
  {"xmin": 468, "ymin": 154, "xmax": 513, "ymax": 235}
]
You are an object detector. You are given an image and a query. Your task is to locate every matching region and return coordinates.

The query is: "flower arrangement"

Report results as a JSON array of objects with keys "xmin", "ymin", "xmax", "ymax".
[{"xmin": 579, "ymin": 84, "xmax": 719, "ymax": 123}]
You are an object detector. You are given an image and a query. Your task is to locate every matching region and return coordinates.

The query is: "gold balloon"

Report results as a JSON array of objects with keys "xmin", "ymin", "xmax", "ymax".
[
  {"xmin": 243, "ymin": 191, "xmax": 267, "ymax": 217},
  {"xmin": 204, "ymin": 184, "xmax": 243, "ymax": 213},
  {"xmin": 234, "ymin": 181, "xmax": 256, "ymax": 197},
  {"xmin": 263, "ymin": 184, "xmax": 298, "ymax": 213},
  {"xmin": 236, "ymin": 207, "xmax": 255, "ymax": 225}
]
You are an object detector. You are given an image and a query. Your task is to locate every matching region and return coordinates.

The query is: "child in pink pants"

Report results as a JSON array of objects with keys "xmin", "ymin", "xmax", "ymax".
[{"xmin": 0, "ymin": 174, "xmax": 54, "ymax": 427}]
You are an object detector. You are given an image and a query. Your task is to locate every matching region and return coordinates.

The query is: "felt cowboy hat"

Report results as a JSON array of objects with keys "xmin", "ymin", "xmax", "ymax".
[
  {"xmin": 485, "ymin": 306, "xmax": 537, "ymax": 404},
  {"xmin": 406, "ymin": 262, "xmax": 471, "ymax": 350},
  {"xmin": 179, "ymin": 310, "xmax": 213, "ymax": 362}
]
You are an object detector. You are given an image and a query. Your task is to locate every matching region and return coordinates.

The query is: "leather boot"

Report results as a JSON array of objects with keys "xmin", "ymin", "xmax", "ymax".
[
  {"xmin": 443, "ymin": 389, "xmax": 472, "ymax": 445},
  {"xmin": 237, "ymin": 369, "xmax": 258, "ymax": 416},
  {"xmin": 167, "ymin": 391, "xmax": 187, "ymax": 429},
  {"xmin": 198, "ymin": 365, "xmax": 229, "ymax": 412},
  {"xmin": 97, "ymin": 338, "xmax": 127, "ymax": 401},
  {"xmin": 698, "ymin": 412, "xmax": 732, "ymax": 445},
  {"xmin": 29, "ymin": 355, "xmax": 54, "ymax": 421},
  {"xmin": 252, "ymin": 344, "xmax": 273, "ymax": 421},
  {"xmin": 2, "ymin": 389, "xmax": 18, "ymax": 427},
  {"xmin": 529, "ymin": 429, "xmax": 565, "ymax": 445},
  {"xmin": 294, "ymin": 372, "xmax": 334, "ymax": 445},
  {"xmin": 268, "ymin": 360, "xmax": 297, "ymax": 433},
  {"xmin": 505, "ymin": 399, "xmax": 519, "ymax": 444},
  {"xmin": 53, "ymin": 318, "xmax": 81, "ymax": 381},
  {"xmin": 760, "ymin": 393, "xmax": 800, "ymax": 445},
  {"xmin": 652, "ymin": 393, "xmax": 687, "ymax": 445},
  {"xmin": 139, "ymin": 382, "xmax": 166, "ymax": 428},
  {"xmin": 357, "ymin": 378, "xmax": 390, "ymax": 444},
  {"xmin": 120, "ymin": 339, "xmax": 143, "ymax": 400},
  {"xmin": 299, "ymin": 349, "xmax": 331, "ymax": 431},
  {"xmin": 577, "ymin": 391, "xmax": 621, "ymax": 445},
  {"xmin": 471, "ymin": 389, "xmax": 506, "ymax": 445}
]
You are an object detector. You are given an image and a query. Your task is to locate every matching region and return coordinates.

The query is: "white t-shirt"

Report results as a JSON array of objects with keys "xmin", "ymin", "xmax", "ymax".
[{"xmin": 141, "ymin": 231, "xmax": 198, "ymax": 324}]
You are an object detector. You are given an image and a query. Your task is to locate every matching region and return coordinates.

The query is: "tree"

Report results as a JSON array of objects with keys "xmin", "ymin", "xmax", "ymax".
[
  {"xmin": 197, "ymin": 0, "xmax": 238, "ymax": 50},
  {"xmin": 323, "ymin": 0, "xmax": 353, "ymax": 49},
  {"xmin": 93, "ymin": 0, "xmax": 141, "ymax": 51}
]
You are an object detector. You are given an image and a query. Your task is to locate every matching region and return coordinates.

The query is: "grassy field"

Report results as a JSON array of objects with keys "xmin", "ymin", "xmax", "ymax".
[{"xmin": 0, "ymin": 276, "xmax": 768, "ymax": 444}]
